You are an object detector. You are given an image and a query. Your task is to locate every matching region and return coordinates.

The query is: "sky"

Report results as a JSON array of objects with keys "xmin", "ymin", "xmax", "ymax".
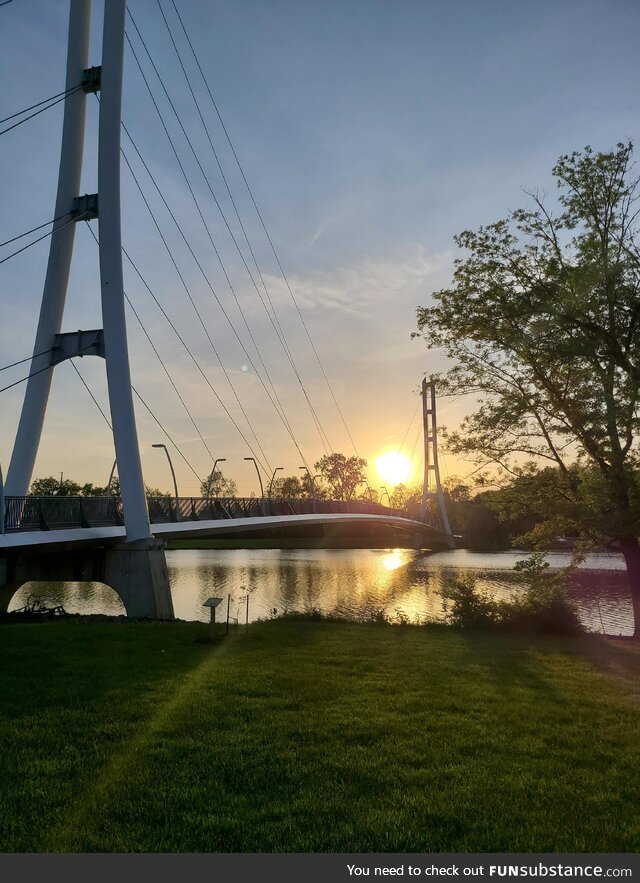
[{"xmin": 0, "ymin": 0, "xmax": 639, "ymax": 498}]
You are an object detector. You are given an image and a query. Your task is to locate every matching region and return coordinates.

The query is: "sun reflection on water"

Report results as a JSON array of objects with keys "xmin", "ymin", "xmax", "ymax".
[{"xmin": 381, "ymin": 549, "xmax": 407, "ymax": 572}]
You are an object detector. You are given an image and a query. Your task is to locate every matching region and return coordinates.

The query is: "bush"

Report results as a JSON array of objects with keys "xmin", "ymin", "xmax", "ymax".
[
  {"xmin": 444, "ymin": 554, "xmax": 583, "ymax": 635},
  {"xmin": 444, "ymin": 574, "xmax": 501, "ymax": 629}
]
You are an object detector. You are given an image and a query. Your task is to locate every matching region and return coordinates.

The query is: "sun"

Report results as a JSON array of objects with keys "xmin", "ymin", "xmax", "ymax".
[{"xmin": 375, "ymin": 451, "xmax": 411, "ymax": 487}]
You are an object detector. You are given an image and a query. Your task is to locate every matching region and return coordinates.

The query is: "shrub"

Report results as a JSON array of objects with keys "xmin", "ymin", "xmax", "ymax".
[{"xmin": 444, "ymin": 555, "xmax": 583, "ymax": 635}]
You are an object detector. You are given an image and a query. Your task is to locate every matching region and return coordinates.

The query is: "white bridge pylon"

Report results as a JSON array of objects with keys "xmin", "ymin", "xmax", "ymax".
[
  {"xmin": 6, "ymin": 0, "xmax": 150, "ymax": 543},
  {"xmin": 4, "ymin": 0, "xmax": 173, "ymax": 618}
]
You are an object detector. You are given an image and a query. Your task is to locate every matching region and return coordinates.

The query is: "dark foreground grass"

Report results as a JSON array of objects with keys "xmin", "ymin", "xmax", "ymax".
[{"xmin": 1, "ymin": 618, "xmax": 640, "ymax": 852}]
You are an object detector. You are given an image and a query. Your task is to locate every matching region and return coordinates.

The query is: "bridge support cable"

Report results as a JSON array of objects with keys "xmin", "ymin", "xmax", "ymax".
[
  {"xmin": 0, "ymin": 212, "xmax": 89, "ymax": 266},
  {"xmin": 168, "ymin": 0, "xmax": 360, "ymax": 457},
  {"xmin": 84, "ymin": 223, "xmax": 215, "ymax": 465},
  {"xmin": 0, "ymin": 212, "xmax": 77, "ymax": 251},
  {"xmin": 154, "ymin": 0, "xmax": 335, "ymax": 456},
  {"xmin": 5, "ymin": 0, "xmax": 91, "ymax": 499},
  {"xmin": 0, "ymin": 348, "xmax": 55, "ymax": 374},
  {"xmin": 84, "ymin": 222, "xmax": 272, "ymax": 477},
  {"xmin": 115, "ymin": 113, "xmax": 311, "ymax": 475},
  {"xmin": 68, "ymin": 360, "xmax": 113, "ymax": 431},
  {"xmin": 131, "ymin": 388, "xmax": 203, "ymax": 487},
  {"xmin": 124, "ymin": 36, "xmax": 320, "ymax": 463},
  {"xmin": 69, "ymin": 354, "xmax": 204, "ymax": 494},
  {"xmin": 127, "ymin": 12, "xmax": 331, "ymax": 462},
  {"xmin": 125, "ymin": 14, "xmax": 332, "ymax": 459},
  {"xmin": 69, "ymin": 354, "xmax": 205, "ymax": 491},
  {"xmin": 113, "ymin": 142, "xmax": 274, "ymax": 475},
  {"xmin": 0, "ymin": 84, "xmax": 85, "ymax": 137}
]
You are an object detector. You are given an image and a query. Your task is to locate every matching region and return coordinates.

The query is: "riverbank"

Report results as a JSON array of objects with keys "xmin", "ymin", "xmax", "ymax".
[{"xmin": 1, "ymin": 619, "xmax": 639, "ymax": 852}]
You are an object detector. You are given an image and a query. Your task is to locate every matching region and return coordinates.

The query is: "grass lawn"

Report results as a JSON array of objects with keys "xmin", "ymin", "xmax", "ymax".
[{"xmin": 1, "ymin": 618, "xmax": 639, "ymax": 852}]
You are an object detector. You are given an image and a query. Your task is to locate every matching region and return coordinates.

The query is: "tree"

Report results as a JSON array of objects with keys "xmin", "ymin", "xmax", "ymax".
[
  {"xmin": 30, "ymin": 476, "xmax": 81, "ymax": 496},
  {"xmin": 200, "ymin": 468, "xmax": 237, "ymax": 499},
  {"xmin": 389, "ymin": 482, "xmax": 421, "ymax": 512},
  {"xmin": 415, "ymin": 142, "xmax": 640, "ymax": 635},
  {"xmin": 314, "ymin": 453, "xmax": 368, "ymax": 501},
  {"xmin": 272, "ymin": 476, "xmax": 305, "ymax": 499},
  {"xmin": 144, "ymin": 485, "xmax": 171, "ymax": 498}
]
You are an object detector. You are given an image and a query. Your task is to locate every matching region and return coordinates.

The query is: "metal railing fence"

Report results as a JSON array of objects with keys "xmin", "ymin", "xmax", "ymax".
[{"xmin": 3, "ymin": 495, "xmax": 412, "ymax": 532}]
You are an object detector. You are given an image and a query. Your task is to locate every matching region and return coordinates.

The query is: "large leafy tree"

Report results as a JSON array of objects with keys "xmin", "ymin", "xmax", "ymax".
[
  {"xmin": 415, "ymin": 142, "xmax": 640, "ymax": 635},
  {"xmin": 30, "ymin": 476, "xmax": 82, "ymax": 496},
  {"xmin": 314, "ymin": 453, "xmax": 368, "ymax": 501}
]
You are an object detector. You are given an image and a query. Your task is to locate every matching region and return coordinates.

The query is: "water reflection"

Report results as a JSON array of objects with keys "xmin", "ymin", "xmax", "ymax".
[{"xmin": 7, "ymin": 548, "xmax": 634, "ymax": 635}]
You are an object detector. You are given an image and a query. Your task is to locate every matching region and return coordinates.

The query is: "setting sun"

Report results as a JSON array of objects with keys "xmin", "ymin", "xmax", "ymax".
[{"xmin": 375, "ymin": 451, "xmax": 411, "ymax": 487}]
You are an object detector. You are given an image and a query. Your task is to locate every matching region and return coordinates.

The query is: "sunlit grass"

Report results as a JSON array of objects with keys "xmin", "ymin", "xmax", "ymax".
[{"xmin": 1, "ymin": 620, "xmax": 639, "ymax": 852}]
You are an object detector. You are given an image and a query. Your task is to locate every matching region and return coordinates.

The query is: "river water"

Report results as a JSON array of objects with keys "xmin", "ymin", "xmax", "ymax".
[{"xmin": 7, "ymin": 548, "xmax": 634, "ymax": 636}]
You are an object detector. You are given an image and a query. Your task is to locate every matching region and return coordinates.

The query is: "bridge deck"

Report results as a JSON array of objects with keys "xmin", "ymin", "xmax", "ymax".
[{"xmin": 0, "ymin": 496, "xmax": 455, "ymax": 551}]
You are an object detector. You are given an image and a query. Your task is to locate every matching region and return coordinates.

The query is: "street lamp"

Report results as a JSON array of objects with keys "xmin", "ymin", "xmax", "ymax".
[
  {"xmin": 365, "ymin": 482, "xmax": 375, "ymax": 503},
  {"xmin": 299, "ymin": 466, "xmax": 317, "ymax": 512},
  {"xmin": 106, "ymin": 459, "xmax": 117, "ymax": 495},
  {"xmin": 152, "ymin": 443, "xmax": 180, "ymax": 521},
  {"xmin": 244, "ymin": 457, "xmax": 265, "ymax": 513},
  {"xmin": 380, "ymin": 485, "xmax": 390, "ymax": 505},
  {"xmin": 268, "ymin": 466, "xmax": 283, "ymax": 513}
]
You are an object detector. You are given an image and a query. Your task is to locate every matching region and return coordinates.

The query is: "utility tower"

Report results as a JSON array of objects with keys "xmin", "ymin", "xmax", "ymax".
[
  {"xmin": 420, "ymin": 378, "xmax": 455, "ymax": 546},
  {"xmin": 5, "ymin": 0, "xmax": 173, "ymax": 617}
]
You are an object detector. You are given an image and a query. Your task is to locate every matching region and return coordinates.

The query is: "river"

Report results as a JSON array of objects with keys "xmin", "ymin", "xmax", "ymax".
[{"xmin": 7, "ymin": 548, "xmax": 633, "ymax": 636}]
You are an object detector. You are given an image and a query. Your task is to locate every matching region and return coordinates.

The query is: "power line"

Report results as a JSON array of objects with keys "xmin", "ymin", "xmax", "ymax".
[
  {"xmin": 170, "ymin": 0, "xmax": 360, "ymax": 456},
  {"xmin": 156, "ymin": 0, "xmax": 334, "ymax": 456},
  {"xmin": 0, "ymin": 85, "xmax": 84, "ymax": 137},
  {"xmin": 0, "ymin": 212, "xmax": 82, "ymax": 265}
]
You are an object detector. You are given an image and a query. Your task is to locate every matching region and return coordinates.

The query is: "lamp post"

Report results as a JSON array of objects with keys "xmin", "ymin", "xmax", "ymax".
[
  {"xmin": 365, "ymin": 482, "xmax": 375, "ymax": 503},
  {"xmin": 244, "ymin": 457, "xmax": 265, "ymax": 514},
  {"xmin": 380, "ymin": 485, "xmax": 390, "ymax": 505},
  {"xmin": 268, "ymin": 466, "xmax": 283, "ymax": 514},
  {"xmin": 299, "ymin": 466, "xmax": 316, "ymax": 512},
  {"xmin": 152, "ymin": 443, "xmax": 180, "ymax": 521},
  {"xmin": 106, "ymin": 459, "xmax": 117, "ymax": 494}
]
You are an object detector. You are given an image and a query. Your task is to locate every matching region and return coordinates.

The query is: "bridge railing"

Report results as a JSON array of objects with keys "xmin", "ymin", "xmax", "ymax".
[
  {"xmin": 3, "ymin": 494, "xmax": 409, "ymax": 532},
  {"xmin": 4, "ymin": 495, "xmax": 124, "ymax": 532}
]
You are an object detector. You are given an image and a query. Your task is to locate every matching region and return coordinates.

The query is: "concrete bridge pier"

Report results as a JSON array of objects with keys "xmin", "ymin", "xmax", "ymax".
[
  {"xmin": 102, "ymin": 539, "xmax": 174, "ymax": 619},
  {"xmin": 0, "ymin": 541, "xmax": 174, "ymax": 619}
]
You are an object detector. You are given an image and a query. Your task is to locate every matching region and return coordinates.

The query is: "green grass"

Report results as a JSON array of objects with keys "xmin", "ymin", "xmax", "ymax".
[{"xmin": 1, "ymin": 618, "xmax": 640, "ymax": 852}]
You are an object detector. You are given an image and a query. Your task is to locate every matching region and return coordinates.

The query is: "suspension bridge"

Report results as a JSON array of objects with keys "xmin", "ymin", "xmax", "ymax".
[{"xmin": 0, "ymin": 0, "xmax": 455, "ymax": 618}]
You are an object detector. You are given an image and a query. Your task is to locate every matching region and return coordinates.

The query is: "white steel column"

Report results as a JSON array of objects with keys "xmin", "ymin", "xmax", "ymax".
[
  {"xmin": 98, "ymin": 0, "xmax": 151, "ymax": 541},
  {"xmin": 5, "ymin": 0, "xmax": 91, "ymax": 497}
]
